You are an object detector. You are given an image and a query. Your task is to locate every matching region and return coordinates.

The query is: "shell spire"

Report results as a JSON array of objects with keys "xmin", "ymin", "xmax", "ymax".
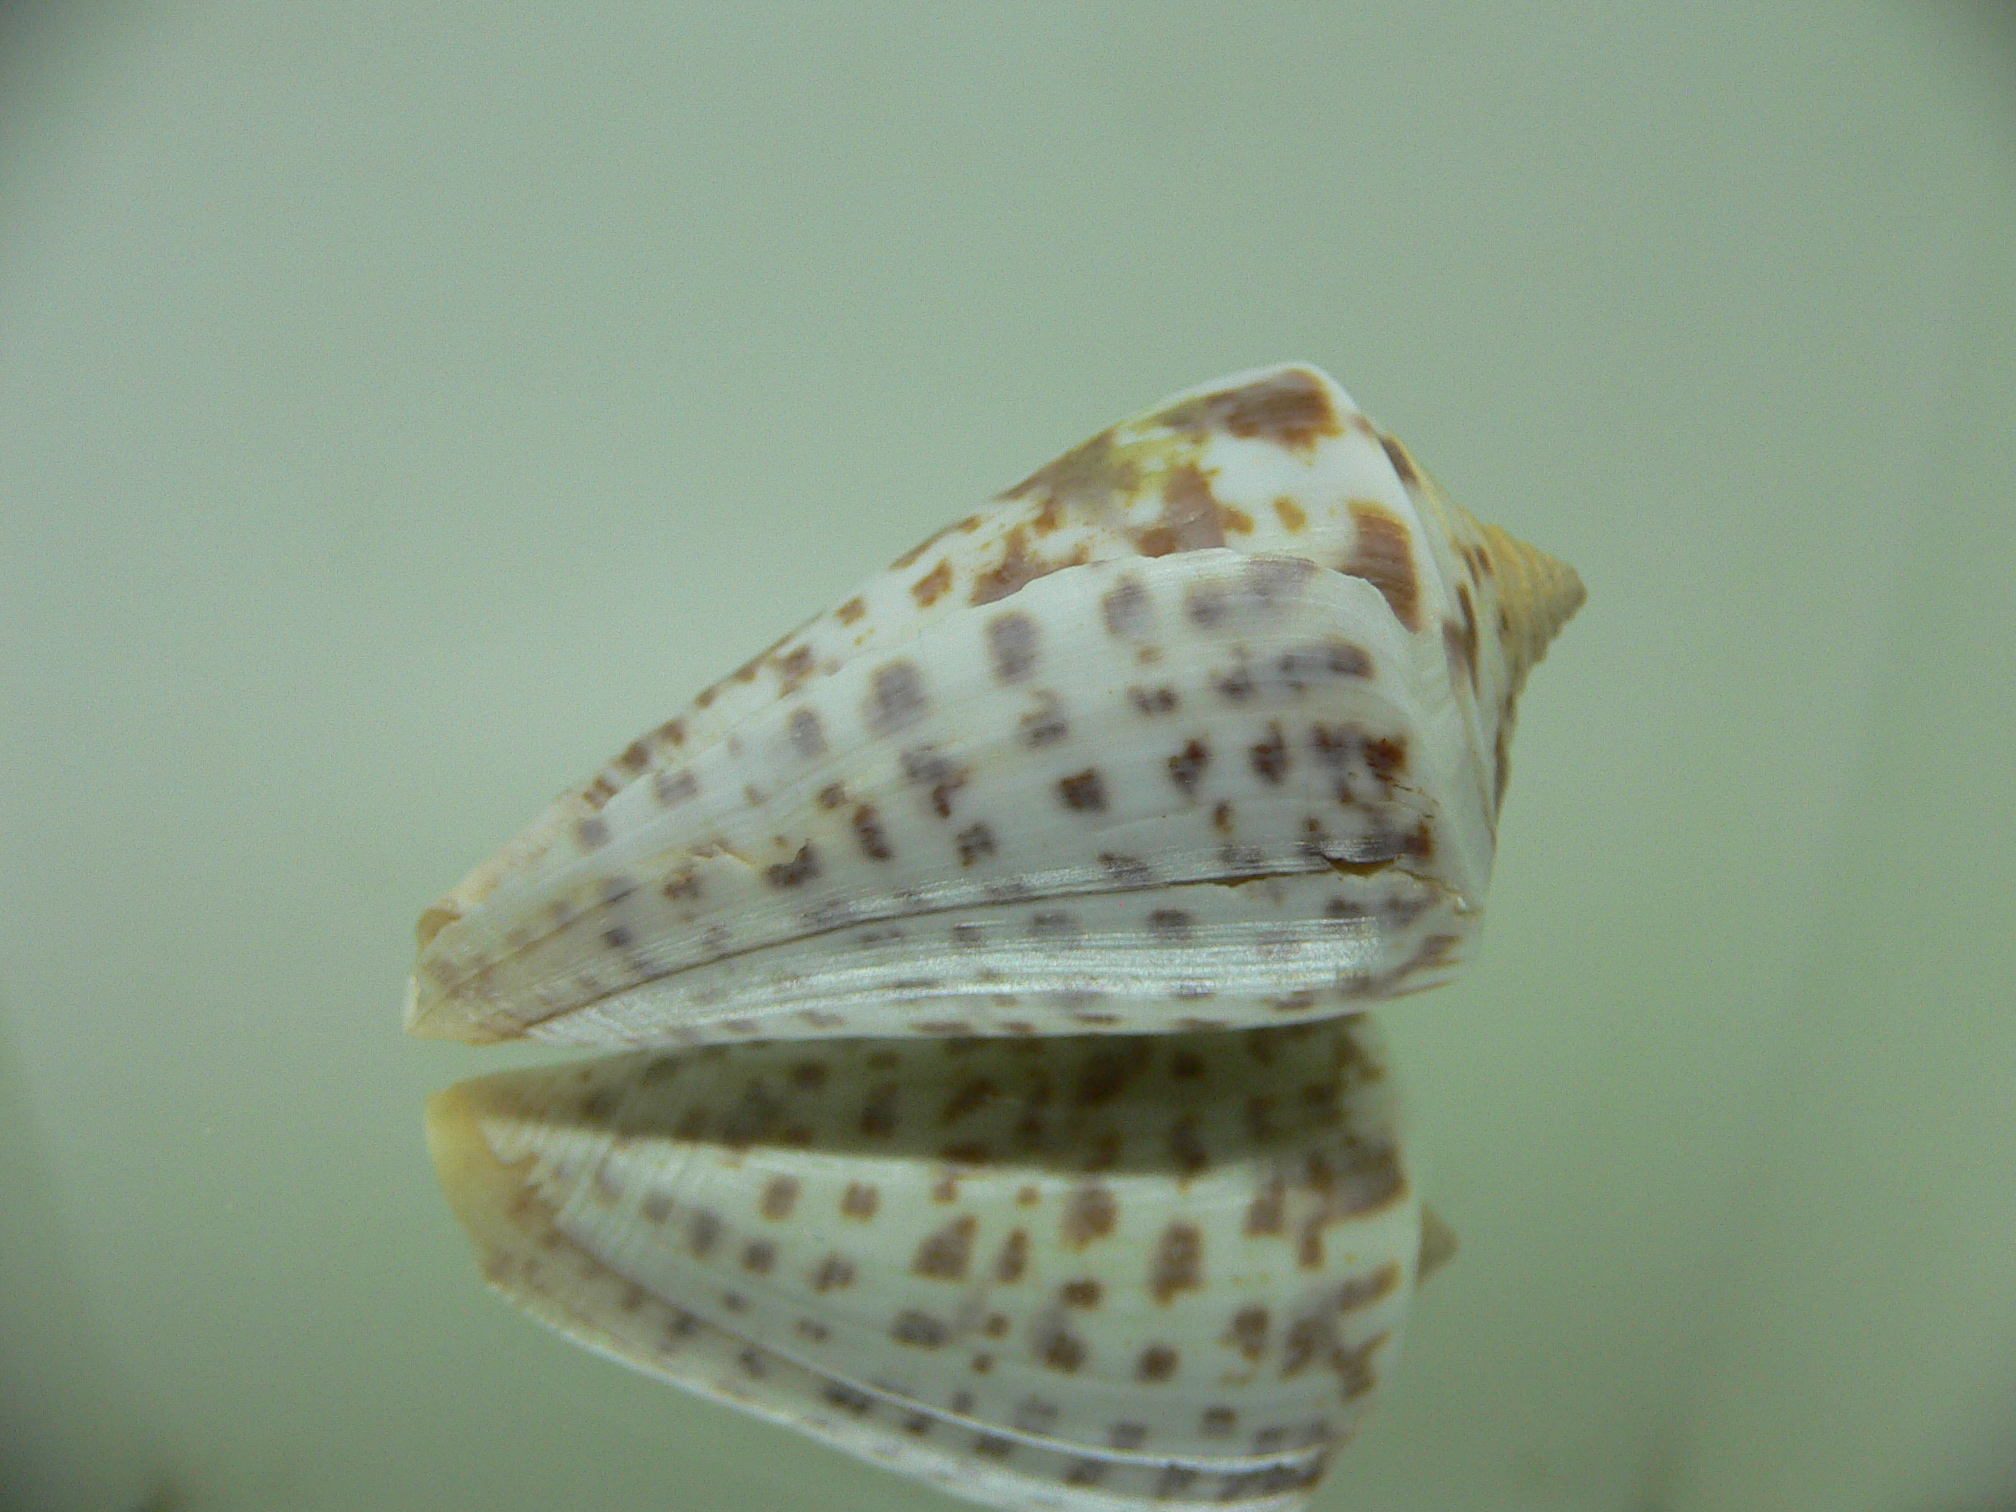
[{"xmin": 1465, "ymin": 510, "xmax": 1584, "ymax": 703}]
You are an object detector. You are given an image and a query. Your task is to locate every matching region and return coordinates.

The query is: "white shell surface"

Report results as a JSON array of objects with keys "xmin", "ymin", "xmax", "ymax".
[
  {"xmin": 406, "ymin": 365, "xmax": 1582, "ymax": 1046},
  {"xmin": 427, "ymin": 1016, "xmax": 1423, "ymax": 1512}
]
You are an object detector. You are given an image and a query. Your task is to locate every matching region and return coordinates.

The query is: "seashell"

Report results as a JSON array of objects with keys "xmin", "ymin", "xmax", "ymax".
[
  {"xmin": 427, "ymin": 1016, "xmax": 1435, "ymax": 1511},
  {"xmin": 404, "ymin": 362, "xmax": 1581, "ymax": 1048},
  {"xmin": 410, "ymin": 369, "xmax": 1577, "ymax": 1508}
]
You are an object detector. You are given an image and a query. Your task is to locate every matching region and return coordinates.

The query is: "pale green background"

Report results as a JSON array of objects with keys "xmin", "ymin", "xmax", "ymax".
[{"xmin": 2, "ymin": 5, "xmax": 2011, "ymax": 1511}]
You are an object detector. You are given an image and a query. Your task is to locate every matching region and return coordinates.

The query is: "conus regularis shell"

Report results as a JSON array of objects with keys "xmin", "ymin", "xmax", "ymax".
[
  {"xmin": 428, "ymin": 1017, "xmax": 1428, "ymax": 1512},
  {"xmin": 405, "ymin": 365, "xmax": 1582, "ymax": 1048},
  {"xmin": 415, "ymin": 365, "xmax": 1582, "ymax": 1511}
]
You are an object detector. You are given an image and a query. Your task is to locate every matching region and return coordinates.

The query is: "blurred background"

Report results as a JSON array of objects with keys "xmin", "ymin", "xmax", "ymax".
[{"xmin": 2, "ymin": 4, "xmax": 2011, "ymax": 1510}]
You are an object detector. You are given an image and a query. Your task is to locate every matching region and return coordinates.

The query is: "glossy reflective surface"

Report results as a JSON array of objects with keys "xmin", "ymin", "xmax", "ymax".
[{"xmin": 2, "ymin": 6, "xmax": 2013, "ymax": 1511}]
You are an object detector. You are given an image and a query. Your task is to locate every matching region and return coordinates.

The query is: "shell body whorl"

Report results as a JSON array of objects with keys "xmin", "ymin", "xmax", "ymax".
[{"xmin": 405, "ymin": 365, "xmax": 1580, "ymax": 1049}]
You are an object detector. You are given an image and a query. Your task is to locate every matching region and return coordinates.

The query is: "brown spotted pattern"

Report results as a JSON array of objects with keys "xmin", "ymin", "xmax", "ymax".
[
  {"xmin": 415, "ymin": 363, "xmax": 1583, "ymax": 1510},
  {"xmin": 427, "ymin": 1016, "xmax": 1420, "ymax": 1512},
  {"xmin": 412, "ymin": 451, "xmax": 1575, "ymax": 1053}
]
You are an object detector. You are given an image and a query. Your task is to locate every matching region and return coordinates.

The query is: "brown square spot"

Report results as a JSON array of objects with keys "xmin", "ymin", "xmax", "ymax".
[{"xmin": 1058, "ymin": 769, "xmax": 1107, "ymax": 811}]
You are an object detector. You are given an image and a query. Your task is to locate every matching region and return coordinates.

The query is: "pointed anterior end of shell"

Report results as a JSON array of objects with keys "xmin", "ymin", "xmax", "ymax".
[
  {"xmin": 405, "ymin": 903, "xmax": 469, "ymax": 1039},
  {"xmin": 405, "ymin": 946, "xmax": 507, "ymax": 1044}
]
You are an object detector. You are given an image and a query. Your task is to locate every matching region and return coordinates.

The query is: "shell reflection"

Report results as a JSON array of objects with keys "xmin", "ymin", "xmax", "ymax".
[{"xmin": 429, "ymin": 1017, "xmax": 1429, "ymax": 1511}]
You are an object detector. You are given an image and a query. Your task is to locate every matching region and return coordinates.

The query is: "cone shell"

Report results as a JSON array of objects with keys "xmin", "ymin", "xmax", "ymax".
[
  {"xmin": 406, "ymin": 365, "xmax": 1582, "ymax": 1047},
  {"xmin": 428, "ymin": 1017, "xmax": 1427, "ymax": 1512}
]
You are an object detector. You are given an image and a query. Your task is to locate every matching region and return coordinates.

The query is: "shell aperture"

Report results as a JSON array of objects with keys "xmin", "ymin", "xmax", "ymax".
[{"xmin": 405, "ymin": 365, "xmax": 1582, "ymax": 1049}]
